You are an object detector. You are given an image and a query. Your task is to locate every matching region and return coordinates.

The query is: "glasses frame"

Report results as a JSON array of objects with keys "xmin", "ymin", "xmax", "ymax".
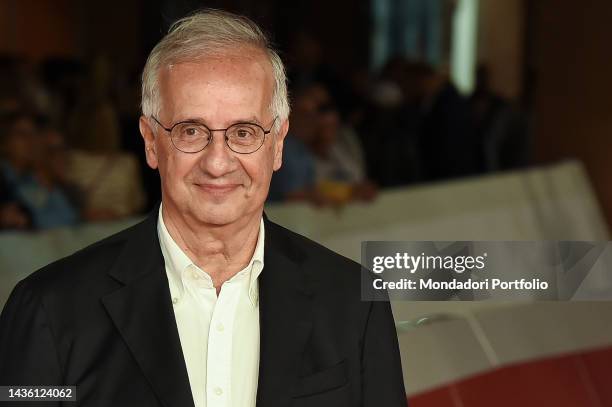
[{"xmin": 151, "ymin": 116, "xmax": 277, "ymax": 154}]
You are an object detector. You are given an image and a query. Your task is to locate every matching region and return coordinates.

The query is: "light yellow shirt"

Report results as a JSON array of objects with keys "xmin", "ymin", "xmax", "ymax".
[{"xmin": 157, "ymin": 205, "xmax": 264, "ymax": 407}]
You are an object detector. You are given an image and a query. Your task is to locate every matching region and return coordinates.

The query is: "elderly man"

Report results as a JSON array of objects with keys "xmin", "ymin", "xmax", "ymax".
[{"xmin": 0, "ymin": 10, "xmax": 405, "ymax": 407}]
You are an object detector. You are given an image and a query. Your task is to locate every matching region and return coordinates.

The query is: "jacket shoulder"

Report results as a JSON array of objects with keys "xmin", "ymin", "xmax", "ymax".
[
  {"xmin": 265, "ymin": 219, "xmax": 361, "ymax": 284},
  {"xmin": 267, "ymin": 220, "xmax": 359, "ymax": 264}
]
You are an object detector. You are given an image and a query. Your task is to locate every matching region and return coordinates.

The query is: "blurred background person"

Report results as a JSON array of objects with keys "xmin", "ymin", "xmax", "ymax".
[
  {"xmin": 359, "ymin": 57, "xmax": 425, "ymax": 187},
  {"xmin": 63, "ymin": 55, "xmax": 146, "ymax": 221},
  {"xmin": 0, "ymin": 110, "xmax": 79, "ymax": 230},
  {"xmin": 267, "ymin": 84, "xmax": 318, "ymax": 203},
  {"xmin": 469, "ymin": 64, "xmax": 530, "ymax": 172},
  {"xmin": 269, "ymin": 83, "xmax": 377, "ymax": 206},
  {"xmin": 0, "ymin": 108, "xmax": 33, "ymax": 230},
  {"xmin": 416, "ymin": 62, "xmax": 480, "ymax": 181},
  {"xmin": 307, "ymin": 83, "xmax": 377, "ymax": 205}
]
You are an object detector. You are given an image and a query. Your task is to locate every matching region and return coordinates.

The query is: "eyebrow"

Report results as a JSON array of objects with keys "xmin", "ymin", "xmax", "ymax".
[{"xmin": 173, "ymin": 116, "xmax": 264, "ymax": 127}]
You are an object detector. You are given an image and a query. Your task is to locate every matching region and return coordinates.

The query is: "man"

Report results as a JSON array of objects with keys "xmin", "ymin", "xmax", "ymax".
[{"xmin": 0, "ymin": 10, "xmax": 406, "ymax": 407}]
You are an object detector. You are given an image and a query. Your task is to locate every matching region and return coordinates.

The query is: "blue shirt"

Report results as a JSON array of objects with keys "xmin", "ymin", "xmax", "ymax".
[
  {"xmin": 267, "ymin": 135, "xmax": 315, "ymax": 202},
  {"xmin": 0, "ymin": 161, "xmax": 79, "ymax": 229}
]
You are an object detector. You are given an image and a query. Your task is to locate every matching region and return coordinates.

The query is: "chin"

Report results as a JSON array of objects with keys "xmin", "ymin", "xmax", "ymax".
[{"xmin": 190, "ymin": 204, "xmax": 243, "ymax": 226}]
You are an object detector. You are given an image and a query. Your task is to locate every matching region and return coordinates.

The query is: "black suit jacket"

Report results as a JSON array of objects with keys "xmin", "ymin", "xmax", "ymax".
[{"xmin": 0, "ymin": 208, "xmax": 406, "ymax": 406}]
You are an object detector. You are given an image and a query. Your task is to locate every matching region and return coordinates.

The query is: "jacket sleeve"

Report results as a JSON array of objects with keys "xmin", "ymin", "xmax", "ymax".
[
  {"xmin": 0, "ymin": 279, "xmax": 64, "ymax": 391},
  {"xmin": 361, "ymin": 299, "xmax": 407, "ymax": 406}
]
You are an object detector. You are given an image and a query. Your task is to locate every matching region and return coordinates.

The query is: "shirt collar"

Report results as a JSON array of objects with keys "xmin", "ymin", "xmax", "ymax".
[{"xmin": 157, "ymin": 203, "xmax": 265, "ymax": 307}]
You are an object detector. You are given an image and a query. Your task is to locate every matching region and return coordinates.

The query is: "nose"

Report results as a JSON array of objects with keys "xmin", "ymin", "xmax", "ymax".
[{"xmin": 198, "ymin": 131, "xmax": 238, "ymax": 178}]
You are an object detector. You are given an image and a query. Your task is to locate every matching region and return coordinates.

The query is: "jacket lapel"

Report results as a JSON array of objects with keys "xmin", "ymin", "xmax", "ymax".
[
  {"xmin": 257, "ymin": 219, "xmax": 314, "ymax": 406},
  {"xmin": 99, "ymin": 209, "xmax": 313, "ymax": 407},
  {"xmin": 101, "ymin": 209, "xmax": 195, "ymax": 407}
]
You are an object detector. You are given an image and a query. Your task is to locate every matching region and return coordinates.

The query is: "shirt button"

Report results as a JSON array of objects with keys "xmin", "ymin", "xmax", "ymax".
[
  {"xmin": 214, "ymin": 387, "xmax": 223, "ymax": 396},
  {"xmin": 172, "ymin": 297, "xmax": 179, "ymax": 305},
  {"xmin": 216, "ymin": 323, "xmax": 224, "ymax": 332}
]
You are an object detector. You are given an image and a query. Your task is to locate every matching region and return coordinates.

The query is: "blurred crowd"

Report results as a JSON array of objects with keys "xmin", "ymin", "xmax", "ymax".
[
  {"xmin": 0, "ymin": 32, "xmax": 529, "ymax": 232},
  {"xmin": 0, "ymin": 54, "xmax": 147, "ymax": 231},
  {"xmin": 270, "ymin": 32, "xmax": 530, "ymax": 205}
]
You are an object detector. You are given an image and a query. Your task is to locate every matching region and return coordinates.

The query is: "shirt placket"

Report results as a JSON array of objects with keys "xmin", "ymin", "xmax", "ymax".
[{"xmin": 206, "ymin": 279, "xmax": 241, "ymax": 407}]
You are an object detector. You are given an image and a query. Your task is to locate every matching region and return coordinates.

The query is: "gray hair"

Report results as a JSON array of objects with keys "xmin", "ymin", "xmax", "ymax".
[{"xmin": 141, "ymin": 9, "xmax": 289, "ymax": 131}]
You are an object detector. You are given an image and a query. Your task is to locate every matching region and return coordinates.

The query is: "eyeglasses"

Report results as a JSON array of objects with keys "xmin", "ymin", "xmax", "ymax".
[{"xmin": 151, "ymin": 116, "xmax": 277, "ymax": 154}]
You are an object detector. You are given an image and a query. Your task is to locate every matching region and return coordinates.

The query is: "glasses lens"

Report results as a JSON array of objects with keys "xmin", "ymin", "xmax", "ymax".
[
  {"xmin": 226, "ymin": 123, "xmax": 264, "ymax": 153},
  {"xmin": 172, "ymin": 122, "xmax": 210, "ymax": 153}
]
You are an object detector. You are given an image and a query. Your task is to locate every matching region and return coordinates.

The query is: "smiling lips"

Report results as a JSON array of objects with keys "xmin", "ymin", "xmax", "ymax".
[{"xmin": 194, "ymin": 183, "xmax": 240, "ymax": 195}]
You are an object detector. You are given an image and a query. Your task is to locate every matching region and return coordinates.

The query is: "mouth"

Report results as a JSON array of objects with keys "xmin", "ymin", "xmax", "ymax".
[{"xmin": 193, "ymin": 183, "xmax": 240, "ymax": 195}]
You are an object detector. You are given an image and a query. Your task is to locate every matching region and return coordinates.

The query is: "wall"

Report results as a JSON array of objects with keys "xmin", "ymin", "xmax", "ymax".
[
  {"xmin": 0, "ymin": 0, "xmax": 79, "ymax": 60},
  {"xmin": 531, "ymin": 0, "xmax": 612, "ymax": 229},
  {"xmin": 0, "ymin": 0, "xmax": 143, "ymax": 72}
]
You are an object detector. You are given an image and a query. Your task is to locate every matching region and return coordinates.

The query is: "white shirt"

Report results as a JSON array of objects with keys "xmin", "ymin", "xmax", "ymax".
[{"xmin": 157, "ymin": 205, "xmax": 264, "ymax": 407}]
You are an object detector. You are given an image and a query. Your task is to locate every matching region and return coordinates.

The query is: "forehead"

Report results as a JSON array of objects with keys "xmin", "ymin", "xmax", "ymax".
[{"xmin": 158, "ymin": 48, "xmax": 274, "ymax": 122}]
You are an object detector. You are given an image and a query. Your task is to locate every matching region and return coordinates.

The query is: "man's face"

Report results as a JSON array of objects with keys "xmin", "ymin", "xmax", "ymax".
[{"xmin": 139, "ymin": 49, "xmax": 288, "ymax": 226}]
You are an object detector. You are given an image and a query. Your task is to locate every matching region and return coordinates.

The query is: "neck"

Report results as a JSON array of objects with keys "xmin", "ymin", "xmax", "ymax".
[{"xmin": 161, "ymin": 202, "xmax": 261, "ymax": 289}]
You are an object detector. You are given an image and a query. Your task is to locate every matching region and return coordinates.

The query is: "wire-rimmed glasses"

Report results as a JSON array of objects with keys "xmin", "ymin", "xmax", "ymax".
[{"xmin": 151, "ymin": 116, "xmax": 277, "ymax": 154}]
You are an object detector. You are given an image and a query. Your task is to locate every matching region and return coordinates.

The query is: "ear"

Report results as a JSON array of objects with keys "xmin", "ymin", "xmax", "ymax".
[
  {"xmin": 139, "ymin": 116, "xmax": 159, "ymax": 169},
  {"xmin": 272, "ymin": 118, "xmax": 289, "ymax": 172}
]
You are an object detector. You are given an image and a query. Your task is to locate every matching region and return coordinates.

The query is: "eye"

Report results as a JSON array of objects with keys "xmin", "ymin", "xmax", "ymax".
[
  {"xmin": 235, "ymin": 126, "xmax": 256, "ymax": 138},
  {"xmin": 237, "ymin": 130, "xmax": 249, "ymax": 139},
  {"xmin": 177, "ymin": 123, "xmax": 207, "ymax": 140},
  {"xmin": 229, "ymin": 125, "xmax": 259, "ymax": 145},
  {"xmin": 183, "ymin": 126, "xmax": 202, "ymax": 137}
]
